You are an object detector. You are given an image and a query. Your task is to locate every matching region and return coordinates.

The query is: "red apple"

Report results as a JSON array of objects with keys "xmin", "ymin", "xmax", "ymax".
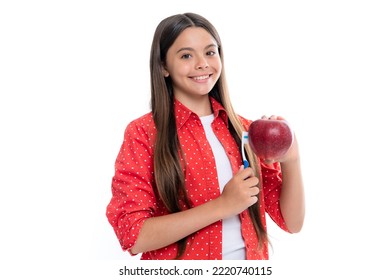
[{"xmin": 248, "ymin": 119, "xmax": 294, "ymax": 160}]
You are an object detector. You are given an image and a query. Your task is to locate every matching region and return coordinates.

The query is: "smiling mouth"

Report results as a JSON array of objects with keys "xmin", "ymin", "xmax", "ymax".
[{"xmin": 191, "ymin": 74, "xmax": 211, "ymax": 81}]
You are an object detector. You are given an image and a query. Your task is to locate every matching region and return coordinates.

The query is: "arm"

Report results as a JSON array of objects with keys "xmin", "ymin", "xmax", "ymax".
[
  {"xmin": 131, "ymin": 197, "xmax": 223, "ymax": 254},
  {"xmin": 262, "ymin": 115, "xmax": 305, "ymax": 233},
  {"xmin": 279, "ymin": 138, "xmax": 305, "ymax": 233},
  {"xmin": 131, "ymin": 166, "xmax": 259, "ymax": 254}
]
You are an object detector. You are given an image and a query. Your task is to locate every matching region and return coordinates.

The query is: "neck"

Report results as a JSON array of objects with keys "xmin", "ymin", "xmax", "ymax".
[{"xmin": 175, "ymin": 94, "xmax": 212, "ymax": 117}]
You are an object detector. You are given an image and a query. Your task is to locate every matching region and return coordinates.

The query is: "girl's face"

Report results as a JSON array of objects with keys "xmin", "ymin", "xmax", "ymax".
[{"xmin": 164, "ymin": 27, "xmax": 222, "ymax": 103}]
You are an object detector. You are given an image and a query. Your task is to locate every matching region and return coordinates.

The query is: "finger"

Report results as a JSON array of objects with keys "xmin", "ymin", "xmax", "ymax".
[
  {"xmin": 234, "ymin": 164, "xmax": 244, "ymax": 174},
  {"xmin": 248, "ymin": 195, "xmax": 258, "ymax": 206},
  {"xmin": 245, "ymin": 176, "xmax": 259, "ymax": 187},
  {"xmin": 249, "ymin": 186, "xmax": 260, "ymax": 196},
  {"xmin": 237, "ymin": 166, "xmax": 255, "ymax": 180}
]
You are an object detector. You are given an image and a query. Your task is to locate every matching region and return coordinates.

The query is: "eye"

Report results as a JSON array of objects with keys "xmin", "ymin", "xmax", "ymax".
[
  {"xmin": 206, "ymin": 50, "xmax": 216, "ymax": 56},
  {"xmin": 181, "ymin": 53, "xmax": 192, "ymax": 59}
]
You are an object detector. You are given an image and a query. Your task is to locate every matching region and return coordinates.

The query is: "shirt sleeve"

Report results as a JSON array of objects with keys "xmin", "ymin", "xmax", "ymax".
[
  {"xmin": 260, "ymin": 161, "xmax": 290, "ymax": 232},
  {"xmin": 106, "ymin": 120, "xmax": 157, "ymax": 254}
]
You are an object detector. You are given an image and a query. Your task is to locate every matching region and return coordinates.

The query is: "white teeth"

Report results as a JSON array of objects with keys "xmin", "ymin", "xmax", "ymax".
[{"xmin": 193, "ymin": 75, "xmax": 209, "ymax": 80}]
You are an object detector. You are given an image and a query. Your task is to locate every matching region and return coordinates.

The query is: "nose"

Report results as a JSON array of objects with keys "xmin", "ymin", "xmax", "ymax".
[{"xmin": 195, "ymin": 56, "xmax": 209, "ymax": 70}]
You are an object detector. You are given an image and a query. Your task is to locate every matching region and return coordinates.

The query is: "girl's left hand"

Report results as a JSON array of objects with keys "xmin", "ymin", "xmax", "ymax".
[{"xmin": 261, "ymin": 115, "xmax": 300, "ymax": 165}]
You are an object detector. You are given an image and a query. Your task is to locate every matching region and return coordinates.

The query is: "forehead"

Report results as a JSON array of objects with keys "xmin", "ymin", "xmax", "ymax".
[{"xmin": 171, "ymin": 27, "xmax": 217, "ymax": 50}]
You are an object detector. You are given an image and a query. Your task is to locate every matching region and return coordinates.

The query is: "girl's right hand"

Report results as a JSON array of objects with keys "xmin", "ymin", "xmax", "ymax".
[{"xmin": 218, "ymin": 166, "xmax": 260, "ymax": 217}]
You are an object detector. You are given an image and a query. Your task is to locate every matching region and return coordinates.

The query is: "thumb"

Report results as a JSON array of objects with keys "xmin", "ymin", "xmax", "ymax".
[{"xmin": 235, "ymin": 165, "xmax": 244, "ymax": 175}]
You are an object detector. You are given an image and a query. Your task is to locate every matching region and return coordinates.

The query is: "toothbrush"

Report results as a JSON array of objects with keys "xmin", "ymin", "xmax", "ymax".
[{"xmin": 241, "ymin": 131, "xmax": 249, "ymax": 168}]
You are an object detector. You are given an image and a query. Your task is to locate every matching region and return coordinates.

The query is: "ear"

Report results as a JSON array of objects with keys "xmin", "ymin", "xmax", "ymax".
[{"xmin": 163, "ymin": 69, "xmax": 170, "ymax": 77}]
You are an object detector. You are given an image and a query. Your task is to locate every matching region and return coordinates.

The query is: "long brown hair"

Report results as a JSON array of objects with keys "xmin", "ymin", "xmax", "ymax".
[{"xmin": 149, "ymin": 12, "xmax": 267, "ymax": 259}]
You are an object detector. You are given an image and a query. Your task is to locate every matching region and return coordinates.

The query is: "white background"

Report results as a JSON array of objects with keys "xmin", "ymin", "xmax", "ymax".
[{"xmin": 1, "ymin": 0, "xmax": 389, "ymax": 279}]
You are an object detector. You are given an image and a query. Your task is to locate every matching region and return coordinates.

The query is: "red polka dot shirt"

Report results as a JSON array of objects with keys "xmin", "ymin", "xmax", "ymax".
[{"xmin": 106, "ymin": 98, "xmax": 289, "ymax": 260}]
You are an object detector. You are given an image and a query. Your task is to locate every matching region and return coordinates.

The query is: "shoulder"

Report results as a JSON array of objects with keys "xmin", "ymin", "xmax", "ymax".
[
  {"xmin": 128, "ymin": 111, "xmax": 154, "ymax": 127},
  {"xmin": 124, "ymin": 112, "xmax": 156, "ymax": 140}
]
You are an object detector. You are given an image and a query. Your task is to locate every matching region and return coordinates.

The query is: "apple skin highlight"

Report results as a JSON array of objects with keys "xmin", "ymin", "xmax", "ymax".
[{"xmin": 247, "ymin": 119, "xmax": 294, "ymax": 160}]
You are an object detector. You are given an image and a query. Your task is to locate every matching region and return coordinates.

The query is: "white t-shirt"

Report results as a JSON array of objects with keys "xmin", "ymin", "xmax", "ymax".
[{"xmin": 200, "ymin": 114, "xmax": 246, "ymax": 260}]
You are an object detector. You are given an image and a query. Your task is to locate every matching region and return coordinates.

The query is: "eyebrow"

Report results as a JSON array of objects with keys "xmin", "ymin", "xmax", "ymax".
[{"xmin": 176, "ymin": 44, "xmax": 218, "ymax": 54}]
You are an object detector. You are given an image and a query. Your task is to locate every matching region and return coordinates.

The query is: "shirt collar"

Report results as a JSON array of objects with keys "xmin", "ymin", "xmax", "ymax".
[{"xmin": 174, "ymin": 97, "xmax": 229, "ymax": 130}]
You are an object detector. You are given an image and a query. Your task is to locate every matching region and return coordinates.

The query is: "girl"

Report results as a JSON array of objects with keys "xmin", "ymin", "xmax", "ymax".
[{"xmin": 106, "ymin": 12, "xmax": 305, "ymax": 260}]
